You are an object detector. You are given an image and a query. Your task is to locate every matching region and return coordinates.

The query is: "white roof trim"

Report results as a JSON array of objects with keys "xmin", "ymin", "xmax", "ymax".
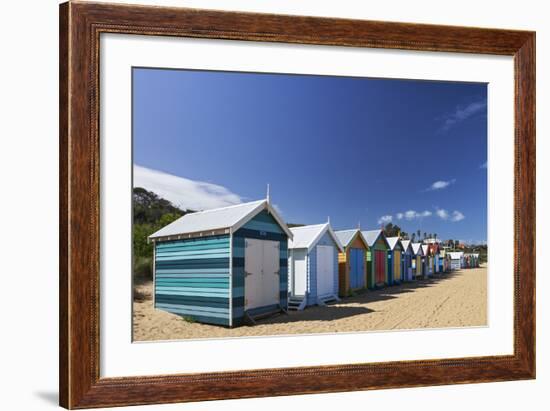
[
  {"xmin": 327, "ymin": 225, "xmax": 345, "ymax": 253},
  {"xmin": 386, "ymin": 236, "xmax": 403, "ymax": 251},
  {"xmin": 400, "ymin": 240, "xmax": 412, "ymax": 253},
  {"xmin": 335, "ymin": 229, "xmax": 368, "ymax": 249},
  {"xmin": 313, "ymin": 224, "xmax": 344, "ymax": 252},
  {"xmin": 411, "ymin": 243, "xmax": 424, "ymax": 256},
  {"xmin": 361, "ymin": 229, "xmax": 390, "ymax": 249},
  {"xmin": 231, "ymin": 200, "xmax": 294, "ymax": 239},
  {"xmin": 448, "ymin": 252, "xmax": 464, "ymax": 259},
  {"xmin": 289, "ymin": 223, "xmax": 344, "ymax": 253},
  {"xmin": 149, "ymin": 199, "xmax": 293, "ymax": 241}
]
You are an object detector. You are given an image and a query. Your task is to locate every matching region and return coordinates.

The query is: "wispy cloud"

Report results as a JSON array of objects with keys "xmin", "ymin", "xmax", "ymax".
[
  {"xmin": 377, "ymin": 215, "xmax": 393, "ymax": 225},
  {"xmin": 435, "ymin": 208, "xmax": 465, "ymax": 222},
  {"xmin": 451, "ymin": 210, "xmax": 465, "ymax": 222},
  {"xmin": 440, "ymin": 99, "xmax": 487, "ymax": 132},
  {"xmin": 390, "ymin": 208, "xmax": 464, "ymax": 224},
  {"xmin": 134, "ymin": 164, "xmax": 243, "ymax": 211},
  {"xmin": 435, "ymin": 208, "xmax": 449, "ymax": 220},
  {"xmin": 395, "ymin": 210, "xmax": 432, "ymax": 221},
  {"xmin": 425, "ymin": 179, "xmax": 456, "ymax": 191}
]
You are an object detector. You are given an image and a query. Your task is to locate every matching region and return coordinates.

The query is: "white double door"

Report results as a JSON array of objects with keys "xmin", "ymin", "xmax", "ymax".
[{"xmin": 244, "ymin": 238, "xmax": 280, "ymax": 310}]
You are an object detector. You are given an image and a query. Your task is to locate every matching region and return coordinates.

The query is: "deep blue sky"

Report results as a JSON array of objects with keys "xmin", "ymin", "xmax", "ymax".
[{"xmin": 133, "ymin": 67, "xmax": 487, "ymax": 244}]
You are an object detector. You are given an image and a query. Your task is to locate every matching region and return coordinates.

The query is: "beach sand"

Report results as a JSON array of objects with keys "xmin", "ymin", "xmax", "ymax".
[{"xmin": 133, "ymin": 266, "xmax": 487, "ymax": 341}]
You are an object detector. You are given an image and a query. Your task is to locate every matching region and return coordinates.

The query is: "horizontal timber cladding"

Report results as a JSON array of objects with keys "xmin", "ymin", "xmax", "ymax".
[
  {"xmin": 232, "ymin": 210, "xmax": 288, "ymax": 326},
  {"xmin": 154, "ymin": 235, "xmax": 231, "ymax": 326}
]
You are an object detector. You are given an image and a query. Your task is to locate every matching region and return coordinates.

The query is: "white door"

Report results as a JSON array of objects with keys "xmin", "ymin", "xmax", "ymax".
[
  {"xmin": 292, "ymin": 249, "xmax": 307, "ymax": 296},
  {"xmin": 316, "ymin": 245, "xmax": 334, "ymax": 296},
  {"xmin": 244, "ymin": 238, "xmax": 280, "ymax": 310},
  {"xmin": 244, "ymin": 238, "xmax": 263, "ymax": 310}
]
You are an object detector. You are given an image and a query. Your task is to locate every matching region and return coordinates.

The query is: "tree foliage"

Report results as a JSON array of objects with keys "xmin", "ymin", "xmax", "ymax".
[
  {"xmin": 383, "ymin": 223, "xmax": 407, "ymax": 238},
  {"xmin": 132, "ymin": 187, "xmax": 191, "ymax": 281}
]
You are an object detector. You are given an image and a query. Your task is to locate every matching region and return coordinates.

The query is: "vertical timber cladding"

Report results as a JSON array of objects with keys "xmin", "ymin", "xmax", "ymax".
[
  {"xmin": 307, "ymin": 232, "xmax": 339, "ymax": 305},
  {"xmin": 232, "ymin": 210, "xmax": 288, "ymax": 326},
  {"xmin": 154, "ymin": 235, "xmax": 231, "ymax": 326},
  {"xmin": 375, "ymin": 250, "xmax": 385, "ymax": 285},
  {"xmin": 373, "ymin": 236, "xmax": 388, "ymax": 286},
  {"xmin": 348, "ymin": 235, "xmax": 367, "ymax": 290},
  {"xmin": 393, "ymin": 250, "xmax": 401, "ymax": 283},
  {"xmin": 366, "ymin": 249, "xmax": 374, "ymax": 289}
]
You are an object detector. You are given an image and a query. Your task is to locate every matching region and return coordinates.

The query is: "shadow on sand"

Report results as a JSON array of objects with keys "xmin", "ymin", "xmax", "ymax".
[{"xmin": 255, "ymin": 272, "xmax": 460, "ymax": 325}]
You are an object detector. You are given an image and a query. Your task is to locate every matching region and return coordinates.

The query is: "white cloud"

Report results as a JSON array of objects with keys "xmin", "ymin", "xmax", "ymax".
[
  {"xmin": 386, "ymin": 207, "xmax": 464, "ymax": 224},
  {"xmin": 426, "ymin": 179, "xmax": 456, "ymax": 191},
  {"xmin": 402, "ymin": 210, "xmax": 432, "ymax": 220},
  {"xmin": 441, "ymin": 99, "xmax": 487, "ymax": 132},
  {"xmin": 377, "ymin": 215, "xmax": 393, "ymax": 225},
  {"xmin": 435, "ymin": 208, "xmax": 464, "ymax": 222},
  {"xmin": 134, "ymin": 164, "xmax": 243, "ymax": 211},
  {"xmin": 451, "ymin": 210, "xmax": 465, "ymax": 222}
]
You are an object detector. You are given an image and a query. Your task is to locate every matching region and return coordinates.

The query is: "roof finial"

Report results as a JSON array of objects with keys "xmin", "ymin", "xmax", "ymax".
[
  {"xmin": 358, "ymin": 221, "xmax": 361, "ymax": 230},
  {"xmin": 266, "ymin": 183, "xmax": 270, "ymax": 203},
  {"xmin": 327, "ymin": 216, "xmax": 331, "ymax": 224}
]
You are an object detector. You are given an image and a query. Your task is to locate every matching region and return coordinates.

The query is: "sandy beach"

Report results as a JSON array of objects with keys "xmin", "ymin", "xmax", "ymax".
[{"xmin": 133, "ymin": 266, "xmax": 487, "ymax": 341}]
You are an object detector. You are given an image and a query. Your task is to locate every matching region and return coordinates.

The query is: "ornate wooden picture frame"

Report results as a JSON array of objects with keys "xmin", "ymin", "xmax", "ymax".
[{"xmin": 59, "ymin": 1, "xmax": 535, "ymax": 408}]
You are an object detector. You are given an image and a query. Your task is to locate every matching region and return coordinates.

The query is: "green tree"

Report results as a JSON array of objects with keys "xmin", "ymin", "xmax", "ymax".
[
  {"xmin": 132, "ymin": 188, "xmax": 187, "ymax": 281},
  {"xmin": 383, "ymin": 223, "xmax": 405, "ymax": 237}
]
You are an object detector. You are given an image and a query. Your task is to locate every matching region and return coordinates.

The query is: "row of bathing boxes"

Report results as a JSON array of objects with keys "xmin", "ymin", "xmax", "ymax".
[{"xmin": 149, "ymin": 199, "xmax": 480, "ymax": 327}]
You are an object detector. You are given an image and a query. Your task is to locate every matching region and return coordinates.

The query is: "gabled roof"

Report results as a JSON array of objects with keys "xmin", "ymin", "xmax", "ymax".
[
  {"xmin": 411, "ymin": 243, "xmax": 424, "ymax": 256},
  {"xmin": 421, "ymin": 244, "xmax": 429, "ymax": 256},
  {"xmin": 361, "ymin": 229, "xmax": 389, "ymax": 248},
  {"xmin": 149, "ymin": 199, "xmax": 293, "ymax": 241},
  {"xmin": 334, "ymin": 229, "xmax": 368, "ymax": 249},
  {"xmin": 400, "ymin": 239, "xmax": 412, "ymax": 253},
  {"xmin": 448, "ymin": 252, "xmax": 464, "ymax": 259},
  {"xmin": 386, "ymin": 237, "xmax": 403, "ymax": 251},
  {"xmin": 289, "ymin": 223, "xmax": 344, "ymax": 253}
]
